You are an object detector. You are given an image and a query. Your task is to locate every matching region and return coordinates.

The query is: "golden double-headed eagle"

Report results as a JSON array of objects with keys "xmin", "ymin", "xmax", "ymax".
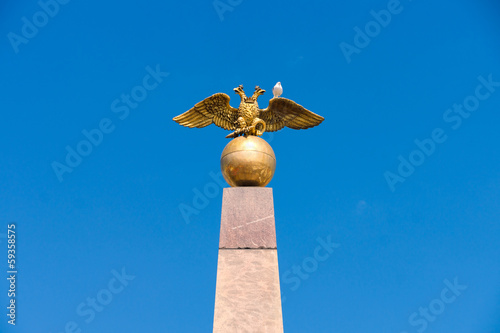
[{"xmin": 173, "ymin": 85, "xmax": 324, "ymax": 138}]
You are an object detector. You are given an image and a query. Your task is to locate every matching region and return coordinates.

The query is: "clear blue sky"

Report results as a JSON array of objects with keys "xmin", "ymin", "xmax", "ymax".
[{"xmin": 1, "ymin": 0, "xmax": 499, "ymax": 332}]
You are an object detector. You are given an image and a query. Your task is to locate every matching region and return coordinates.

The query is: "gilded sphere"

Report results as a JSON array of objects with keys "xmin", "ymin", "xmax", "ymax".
[{"xmin": 220, "ymin": 136, "xmax": 276, "ymax": 187}]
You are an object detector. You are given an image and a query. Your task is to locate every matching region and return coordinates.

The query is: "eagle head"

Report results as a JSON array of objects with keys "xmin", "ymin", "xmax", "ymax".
[
  {"xmin": 234, "ymin": 85, "xmax": 266, "ymax": 104},
  {"xmin": 245, "ymin": 86, "xmax": 265, "ymax": 103}
]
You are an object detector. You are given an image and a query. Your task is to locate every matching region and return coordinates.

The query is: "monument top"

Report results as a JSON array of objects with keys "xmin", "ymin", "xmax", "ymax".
[
  {"xmin": 173, "ymin": 84, "xmax": 324, "ymax": 139},
  {"xmin": 173, "ymin": 84, "xmax": 324, "ymax": 187}
]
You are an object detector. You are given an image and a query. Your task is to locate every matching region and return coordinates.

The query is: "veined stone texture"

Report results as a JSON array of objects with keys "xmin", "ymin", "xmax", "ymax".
[
  {"xmin": 213, "ymin": 249, "xmax": 283, "ymax": 333},
  {"xmin": 219, "ymin": 187, "xmax": 276, "ymax": 249}
]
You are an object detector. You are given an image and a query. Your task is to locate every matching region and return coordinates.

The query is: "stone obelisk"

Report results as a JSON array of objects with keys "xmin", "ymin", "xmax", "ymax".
[{"xmin": 213, "ymin": 187, "xmax": 283, "ymax": 332}]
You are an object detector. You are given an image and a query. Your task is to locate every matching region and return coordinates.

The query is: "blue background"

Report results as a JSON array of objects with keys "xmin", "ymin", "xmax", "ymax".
[{"xmin": 1, "ymin": 0, "xmax": 499, "ymax": 332}]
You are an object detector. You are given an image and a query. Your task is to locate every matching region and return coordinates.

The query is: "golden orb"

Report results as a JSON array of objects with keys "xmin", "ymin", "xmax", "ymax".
[{"xmin": 220, "ymin": 136, "xmax": 276, "ymax": 187}]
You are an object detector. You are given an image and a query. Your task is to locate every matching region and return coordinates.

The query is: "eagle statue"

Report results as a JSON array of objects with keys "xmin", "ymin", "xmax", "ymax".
[{"xmin": 173, "ymin": 85, "xmax": 324, "ymax": 138}]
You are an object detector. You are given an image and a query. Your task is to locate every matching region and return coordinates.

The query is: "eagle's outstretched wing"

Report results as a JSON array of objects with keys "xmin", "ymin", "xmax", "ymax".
[
  {"xmin": 173, "ymin": 93, "xmax": 239, "ymax": 130},
  {"xmin": 259, "ymin": 97, "xmax": 324, "ymax": 132}
]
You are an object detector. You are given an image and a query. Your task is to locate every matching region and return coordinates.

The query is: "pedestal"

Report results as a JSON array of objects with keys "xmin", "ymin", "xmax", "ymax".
[{"xmin": 213, "ymin": 187, "xmax": 283, "ymax": 332}]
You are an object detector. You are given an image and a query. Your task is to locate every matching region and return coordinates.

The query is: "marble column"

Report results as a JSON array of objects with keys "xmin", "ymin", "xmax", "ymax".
[{"xmin": 213, "ymin": 187, "xmax": 283, "ymax": 332}]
